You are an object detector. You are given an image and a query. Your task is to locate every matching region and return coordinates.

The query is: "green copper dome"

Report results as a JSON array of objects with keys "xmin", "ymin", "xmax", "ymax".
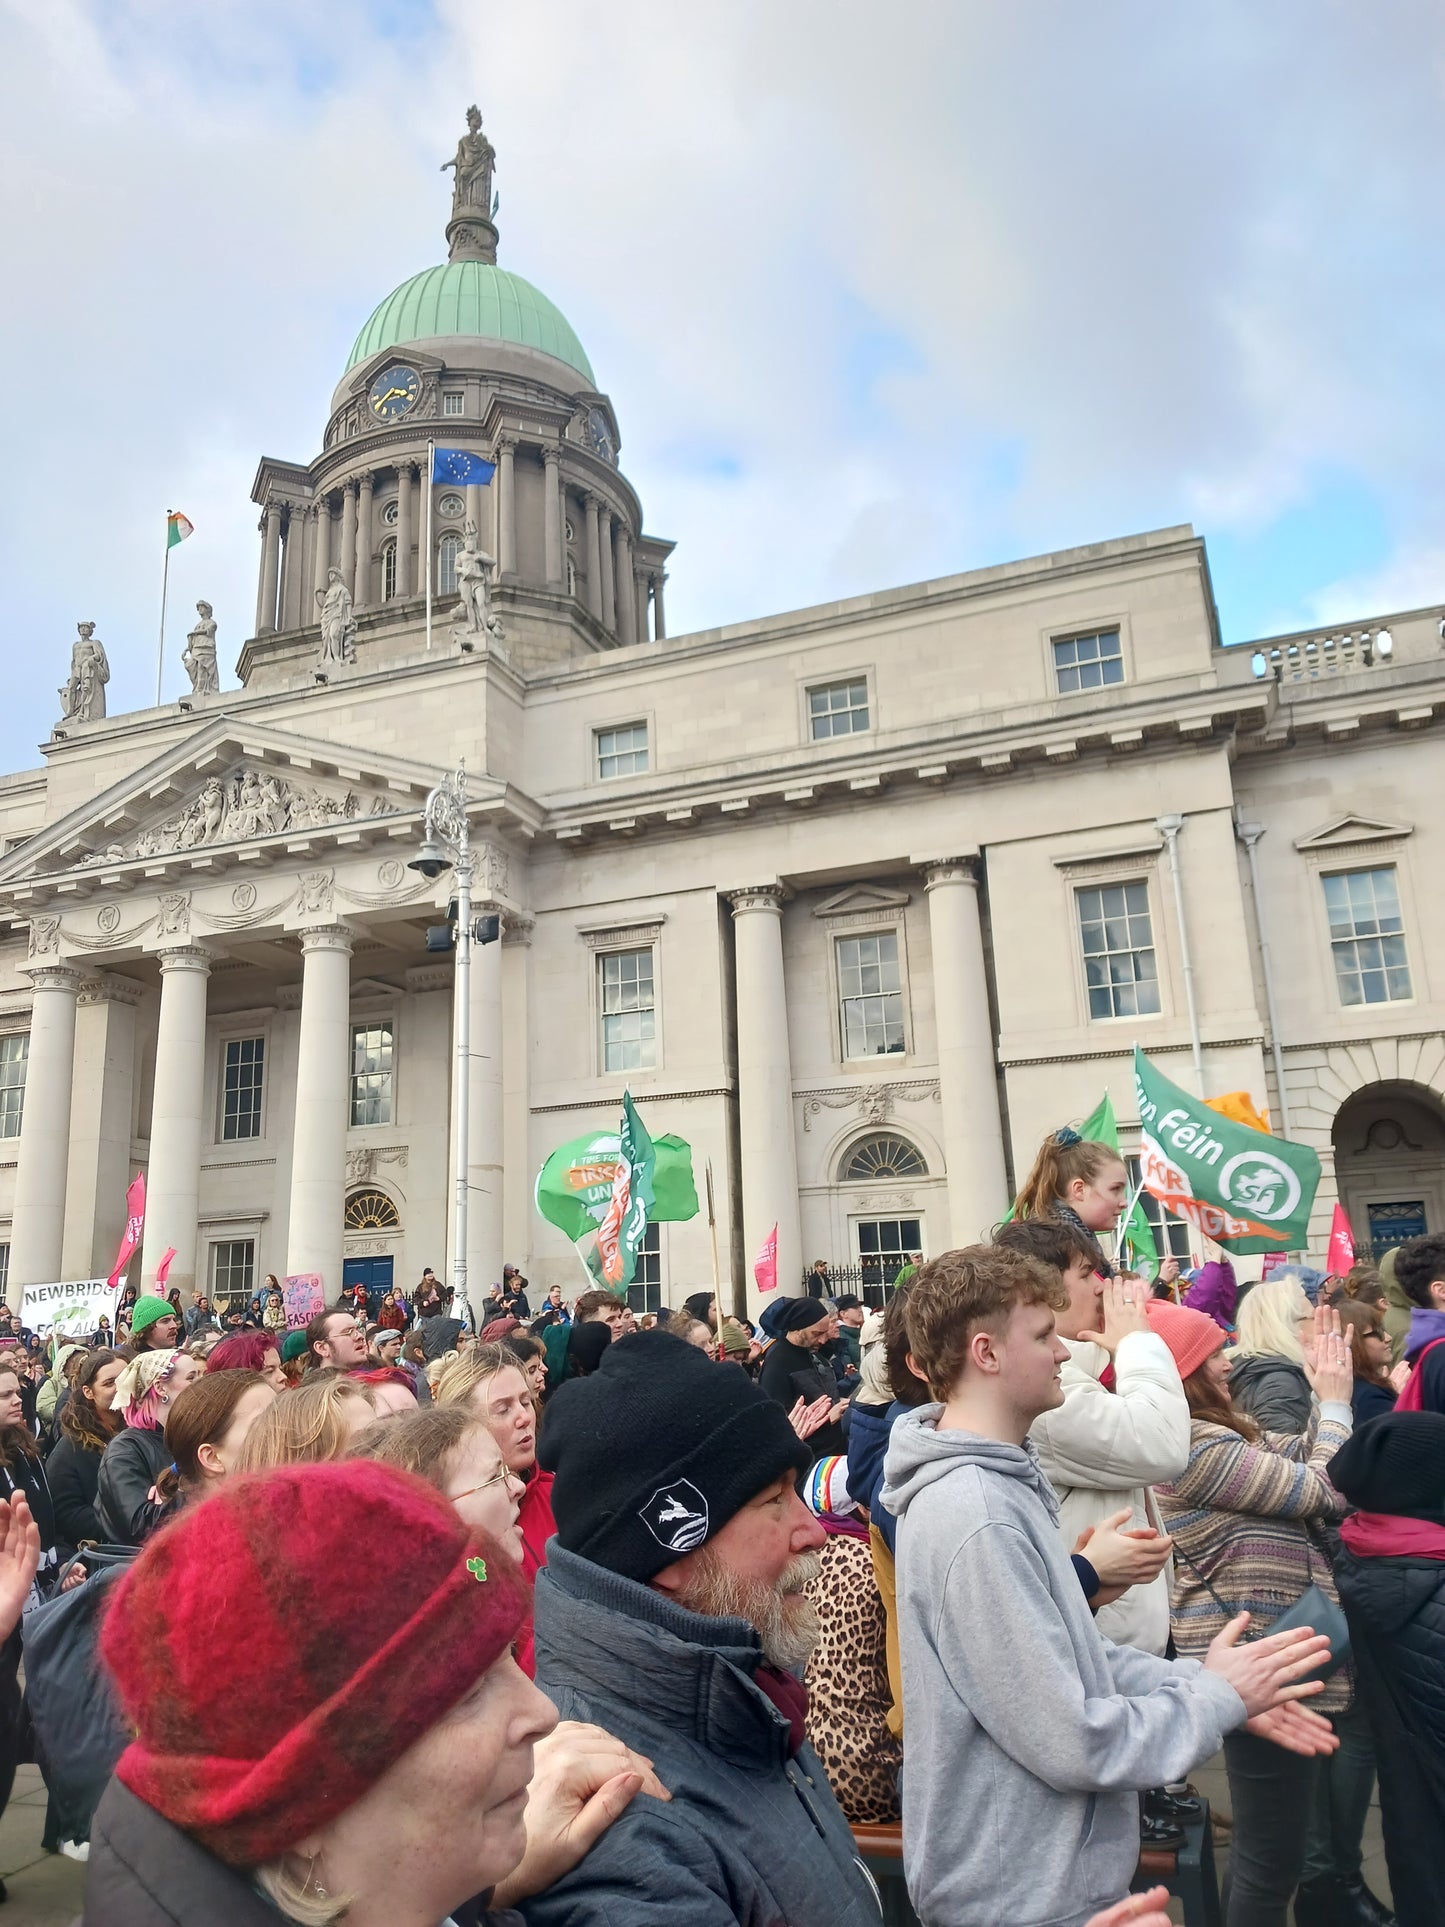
[{"xmin": 346, "ymin": 261, "xmax": 594, "ymax": 384}]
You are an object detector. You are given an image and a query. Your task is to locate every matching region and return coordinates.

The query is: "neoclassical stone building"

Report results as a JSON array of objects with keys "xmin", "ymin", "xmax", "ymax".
[{"xmin": 1, "ymin": 113, "xmax": 1443, "ymax": 1315}]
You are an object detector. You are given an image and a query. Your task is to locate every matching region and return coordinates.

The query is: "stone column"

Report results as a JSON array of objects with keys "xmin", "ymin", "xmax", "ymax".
[
  {"xmin": 584, "ymin": 496, "xmax": 603, "ymax": 620},
  {"xmin": 286, "ymin": 927, "xmax": 353, "ymax": 1296},
  {"xmin": 140, "ymin": 947, "xmax": 211, "ymax": 1296},
  {"xmin": 466, "ymin": 902, "xmax": 505, "ymax": 1307},
  {"xmin": 355, "ymin": 471, "xmax": 375, "ymax": 607},
  {"xmin": 598, "ymin": 508, "xmax": 617, "ymax": 632},
  {"xmin": 7, "ymin": 964, "xmax": 82, "ymax": 1296},
  {"xmin": 615, "ymin": 525, "xmax": 637, "ymax": 643},
  {"xmin": 396, "ymin": 465, "xmax": 414, "ymax": 599},
  {"xmin": 497, "ymin": 438, "xmax": 517, "ymax": 578},
  {"xmin": 728, "ymin": 888, "xmax": 803, "ymax": 1314},
  {"xmin": 638, "ymin": 573, "xmax": 652, "ymax": 642},
  {"xmin": 279, "ymin": 507, "xmax": 306, "ymax": 632},
  {"xmin": 63, "ymin": 975, "xmax": 141, "ymax": 1281},
  {"xmin": 312, "ymin": 494, "xmax": 332, "ymax": 603},
  {"xmin": 543, "ymin": 446, "xmax": 564, "ymax": 586},
  {"xmin": 258, "ymin": 500, "xmax": 283, "ymax": 636},
  {"xmin": 652, "ymin": 570, "xmax": 667, "ymax": 639},
  {"xmin": 339, "ymin": 480, "xmax": 358, "ymax": 599},
  {"xmin": 924, "ymin": 859, "xmax": 1009, "ymax": 1246}
]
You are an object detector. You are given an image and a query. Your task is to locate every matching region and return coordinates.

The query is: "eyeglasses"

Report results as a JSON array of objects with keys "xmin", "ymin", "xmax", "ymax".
[{"xmin": 449, "ymin": 1464, "xmax": 517, "ymax": 1503}]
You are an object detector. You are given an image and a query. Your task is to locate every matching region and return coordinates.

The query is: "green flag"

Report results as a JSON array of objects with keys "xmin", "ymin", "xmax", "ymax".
[
  {"xmin": 1079, "ymin": 1092, "xmax": 1161, "ymax": 1280},
  {"xmin": 1133, "ymin": 1047, "xmax": 1319, "ymax": 1254},
  {"xmin": 534, "ymin": 1102, "xmax": 697, "ymax": 1291}
]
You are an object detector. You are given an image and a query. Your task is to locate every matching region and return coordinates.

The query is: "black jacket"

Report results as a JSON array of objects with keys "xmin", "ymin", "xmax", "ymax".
[
  {"xmin": 1334, "ymin": 1540, "xmax": 1445, "ymax": 1927},
  {"xmin": 46, "ymin": 1433, "xmax": 104, "ymax": 1548},
  {"xmin": 95, "ymin": 1430, "xmax": 173, "ymax": 1546},
  {"xmin": 757, "ymin": 1336, "xmax": 846, "ymax": 1457},
  {"xmin": 1228, "ymin": 1353, "xmax": 1313, "ymax": 1434},
  {"xmin": 84, "ymin": 1777, "xmax": 521, "ymax": 1926}
]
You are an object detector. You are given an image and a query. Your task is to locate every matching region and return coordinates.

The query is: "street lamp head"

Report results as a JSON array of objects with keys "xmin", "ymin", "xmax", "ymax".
[{"xmin": 408, "ymin": 838, "xmax": 453, "ymax": 880}]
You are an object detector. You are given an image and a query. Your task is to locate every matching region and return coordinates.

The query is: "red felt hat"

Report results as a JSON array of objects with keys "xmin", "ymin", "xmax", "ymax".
[
  {"xmin": 1145, "ymin": 1297, "xmax": 1227, "ymax": 1382},
  {"xmin": 101, "ymin": 1459, "xmax": 527, "ymax": 1868}
]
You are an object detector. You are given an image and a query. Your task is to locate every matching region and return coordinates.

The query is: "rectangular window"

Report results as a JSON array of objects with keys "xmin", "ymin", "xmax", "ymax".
[
  {"xmin": 627, "ymin": 1225, "xmax": 663, "ymax": 1313},
  {"xmin": 1125, "ymin": 1157, "xmax": 1194, "ymax": 1264},
  {"xmin": 211, "ymin": 1239, "xmax": 255, "ymax": 1303},
  {"xmin": 1322, "ymin": 868, "xmax": 1412, "ymax": 1006},
  {"xmin": 599, "ymin": 949, "xmax": 656, "ymax": 1072},
  {"xmin": 837, "ymin": 932, "xmax": 906, "ymax": 1057},
  {"xmin": 442, "ymin": 391, "xmax": 464, "ymax": 417},
  {"xmin": 1053, "ymin": 628, "xmax": 1124, "ymax": 694},
  {"xmin": 350, "ymin": 1021, "xmax": 395, "ymax": 1126},
  {"xmin": 596, "ymin": 723, "xmax": 649, "ymax": 780},
  {"xmin": 0, "ymin": 1035, "xmax": 27, "ymax": 1140},
  {"xmin": 856, "ymin": 1218, "xmax": 921, "ymax": 1287},
  {"xmin": 808, "ymin": 678, "xmax": 870, "ymax": 739},
  {"xmin": 220, "ymin": 1036, "xmax": 265, "ymax": 1142},
  {"xmin": 1076, "ymin": 880, "xmax": 1161, "ymax": 1020}
]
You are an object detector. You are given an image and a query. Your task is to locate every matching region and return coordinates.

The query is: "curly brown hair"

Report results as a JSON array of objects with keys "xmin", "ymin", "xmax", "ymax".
[
  {"xmin": 59, "ymin": 1348, "xmax": 124, "ymax": 1455},
  {"xmin": 903, "ymin": 1245, "xmax": 1067, "ymax": 1402}
]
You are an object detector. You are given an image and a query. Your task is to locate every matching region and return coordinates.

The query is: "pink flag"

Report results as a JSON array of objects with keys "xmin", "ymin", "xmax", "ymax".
[
  {"xmin": 155, "ymin": 1248, "xmax": 177, "ymax": 1288},
  {"xmin": 107, "ymin": 1173, "xmax": 146, "ymax": 1290},
  {"xmin": 753, "ymin": 1223, "xmax": 779, "ymax": 1296},
  {"xmin": 1327, "ymin": 1202, "xmax": 1356, "ymax": 1277}
]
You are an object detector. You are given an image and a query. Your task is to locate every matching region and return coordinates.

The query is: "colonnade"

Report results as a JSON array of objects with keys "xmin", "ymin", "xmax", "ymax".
[
  {"xmin": 254, "ymin": 446, "xmax": 666, "ymax": 644},
  {"xmin": 728, "ymin": 859, "xmax": 1008, "ymax": 1307},
  {"xmin": 4, "ymin": 923, "xmax": 507, "ymax": 1315}
]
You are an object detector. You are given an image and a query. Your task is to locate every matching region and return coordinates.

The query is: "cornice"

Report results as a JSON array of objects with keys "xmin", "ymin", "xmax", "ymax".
[{"xmin": 529, "ymin": 1085, "xmax": 734, "ymax": 1115}]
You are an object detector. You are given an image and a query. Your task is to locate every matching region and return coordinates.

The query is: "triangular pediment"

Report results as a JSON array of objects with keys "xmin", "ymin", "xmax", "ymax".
[
  {"xmin": 1293, "ymin": 814, "xmax": 1413, "ymax": 852},
  {"xmin": 812, "ymin": 884, "xmax": 912, "ymax": 920},
  {"xmin": 0, "ymin": 718, "xmax": 462, "ymax": 890}
]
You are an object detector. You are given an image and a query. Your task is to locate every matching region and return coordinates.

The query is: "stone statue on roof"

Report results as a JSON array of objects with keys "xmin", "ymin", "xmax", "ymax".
[
  {"xmin": 453, "ymin": 517, "xmax": 506, "ymax": 648},
  {"xmin": 443, "ymin": 105, "xmax": 496, "ymax": 222},
  {"xmin": 182, "ymin": 600, "xmax": 220, "ymax": 696},
  {"xmin": 58, "ymin": 621, "xmax": 109, "ymax": 725},
  {"xmin": 315, "ymin": 568, "xmax": 357, "ymax": 671}
]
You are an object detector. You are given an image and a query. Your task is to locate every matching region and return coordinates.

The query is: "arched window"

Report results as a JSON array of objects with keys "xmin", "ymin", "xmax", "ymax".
[
  {"xmin": 566, "ymin": 554, "xmax": 577, "ymax": 597},
  {"xmin": 344, "ymin": 1187, "xmax": 401, "ymax": 1231},
  {"xmin": 437, "ymin": 532, "xmax": 461, "ymax": 596},
  {"xmin": 839, "ymin": 1133, "xmax": 927, "ymax": 1182},
  {"xmin": 380, "ymin": 538, "xmax": 397, "ymax": 601}
]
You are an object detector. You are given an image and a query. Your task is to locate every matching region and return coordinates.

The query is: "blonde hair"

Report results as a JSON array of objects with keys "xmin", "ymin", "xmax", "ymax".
[
  {"xmin": 254, "ymin": 1861, "xmax": 352, "ymax": 1925},
  {"xmin": 232, "ymin": 1374, "xmax": 375, "ymax": 1473},
  {"xmin": 434, "ymin": 1342, "xmax": 518, "ymax": 1410},
  {"xmin": 1012, "ymin": 1130, "xmax": 1125, "ymax": 1223},
  {"xmin": 1232, "ymin": 1276, "xmax": 1311, "ymax": 1366}
]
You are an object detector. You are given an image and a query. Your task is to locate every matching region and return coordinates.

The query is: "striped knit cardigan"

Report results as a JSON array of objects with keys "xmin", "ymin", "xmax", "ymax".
[{"xmin": 1153, "ymin": 1402, "xmax": 1353, "ymax": 1713}]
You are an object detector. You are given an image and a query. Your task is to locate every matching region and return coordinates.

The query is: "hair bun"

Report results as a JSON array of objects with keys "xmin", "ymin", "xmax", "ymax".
[{"xmin": 1053, "ymin": 1126, "xmax": 1083, "ymax": 1147}]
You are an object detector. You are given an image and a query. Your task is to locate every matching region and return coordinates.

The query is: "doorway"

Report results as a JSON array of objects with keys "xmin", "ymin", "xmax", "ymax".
[
  {"xmin": 1332, "ymin": 1083, "xmax": 1445, "ymax": 1260},
  {"xmin": 343, "ymin": 1254, "xmax": 395, "ymax": 1318}
]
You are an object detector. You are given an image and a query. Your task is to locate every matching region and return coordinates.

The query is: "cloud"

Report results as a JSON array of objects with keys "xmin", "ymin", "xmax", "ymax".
[{"xmin": 1, "ymin": 0, "xmax": 1443, "ymax": 766}]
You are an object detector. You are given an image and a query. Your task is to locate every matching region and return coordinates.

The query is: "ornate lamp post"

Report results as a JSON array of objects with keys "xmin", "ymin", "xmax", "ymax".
[{"xmin": 408, "ymin": 764, "xmax": 475, "ymax": 1326}]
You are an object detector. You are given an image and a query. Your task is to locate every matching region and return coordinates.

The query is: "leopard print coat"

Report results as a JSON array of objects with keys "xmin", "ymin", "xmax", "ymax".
[{"xmin": 803, "ymin": 1529, "xmax": 902, "ymax": 1824}]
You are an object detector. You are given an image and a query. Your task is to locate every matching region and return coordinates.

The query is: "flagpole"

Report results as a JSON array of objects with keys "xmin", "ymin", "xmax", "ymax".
[
  {"xmin": 156, "ymin": 529, "xmax": 172, "ymax": 706},
  {"xmin": 425, "ymin": 441, "xmax": 434, "ymax": 651},
  {"xmin": 706, "ymin": 1160, "xmax": 724, "ymax": 1354}
]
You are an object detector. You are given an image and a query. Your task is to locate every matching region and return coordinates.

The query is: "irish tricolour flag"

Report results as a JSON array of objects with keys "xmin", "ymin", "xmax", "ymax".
[{"xmin": 166, "ymin": 510, "xmax": 194, "ymax": 549}]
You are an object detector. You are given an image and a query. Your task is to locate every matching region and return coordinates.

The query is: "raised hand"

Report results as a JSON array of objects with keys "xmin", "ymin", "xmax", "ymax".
[
  {"xmin": 490, "ymin": 1719, "xmax": 670, "ymax": 1908},
  {"xmin": 787, "ymin": 1396, "xmax": 835, "ymax": 1442},
  {"xmin": 1077, "ymin": 1278, "xmax": 1151, "ymax": 1354},
  {"xmin": 0, "ymin": 1491, "xmax": 39, "ymax": 1641},
  {"xmin": 1244, "ymin": 1702, "xmax": 1339, "ymax": 1757},
  {"xmin": 1075, "ymin": 1508, "xmax": 1173, "ymax": 1599},
  {"xmin": 1303, "ymin": 1323, "xmax": 1352, "ymax": 1406},
  {"xmin": 1202, "ymin": 1613, "xmax": 1331, "ymax": 1716}
]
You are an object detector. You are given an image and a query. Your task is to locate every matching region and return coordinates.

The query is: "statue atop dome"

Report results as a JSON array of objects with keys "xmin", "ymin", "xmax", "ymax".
[{"xmin": 442, "ymin": 105, "xmax": 499, "ymax": 265}]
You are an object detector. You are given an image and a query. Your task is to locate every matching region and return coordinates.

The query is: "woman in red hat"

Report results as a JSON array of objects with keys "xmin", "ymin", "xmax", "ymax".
[{"xmin": 85, "ymin": 1460, "xmax": 664, "ymax": 1926}]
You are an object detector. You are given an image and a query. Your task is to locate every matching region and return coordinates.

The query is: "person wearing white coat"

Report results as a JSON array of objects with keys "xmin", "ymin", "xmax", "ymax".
[{"xmin": 997, "ymin": 1220, "xmax": 1190, "ymax": 1656}]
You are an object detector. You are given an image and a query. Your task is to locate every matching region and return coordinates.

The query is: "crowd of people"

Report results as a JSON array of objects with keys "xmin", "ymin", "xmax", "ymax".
[{"xmin": 0, "ymin": 1156, "xmax": 1435, "ymax": 1924}]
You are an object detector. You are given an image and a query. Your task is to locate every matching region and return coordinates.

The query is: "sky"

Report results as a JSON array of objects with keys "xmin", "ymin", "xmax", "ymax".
[{"xmin": 2, "ymin": 0, "xmax": 1443, "ymax": 771}]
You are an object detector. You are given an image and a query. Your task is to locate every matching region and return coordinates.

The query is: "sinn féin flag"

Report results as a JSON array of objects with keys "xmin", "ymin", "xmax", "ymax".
[
  {"xmin": 166, "ymin": 511, "xmax": 194, "ymax": 549},
  {"xmin": 431, "ymin": 448, "xmax": 496, "ymax": 487}
]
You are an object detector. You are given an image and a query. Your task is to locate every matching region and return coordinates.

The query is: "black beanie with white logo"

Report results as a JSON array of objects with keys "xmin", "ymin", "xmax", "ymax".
[{"xmin": 539, "ymin": 1328, "xmax": 811, "ymax": 1583}]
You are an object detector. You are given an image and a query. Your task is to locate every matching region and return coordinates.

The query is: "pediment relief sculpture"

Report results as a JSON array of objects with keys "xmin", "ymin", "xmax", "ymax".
[{"xmin": 72, "ymin": 763, "xmax": 408, "ymax": 868}]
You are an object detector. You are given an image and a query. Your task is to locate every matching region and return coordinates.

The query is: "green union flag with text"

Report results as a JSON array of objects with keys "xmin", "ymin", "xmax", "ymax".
[
  {"xmin": 534, "ymin": 1099, "xmax": 698, "ymax": 1292},
  {"xmin": 1133, "ymin": 1047, "xmax": 1319, "ymax": 1255}
]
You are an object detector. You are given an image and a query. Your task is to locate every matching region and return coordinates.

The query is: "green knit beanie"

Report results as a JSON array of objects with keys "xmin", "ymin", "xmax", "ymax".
[
  {"xmin": 129, "ymin": 1294, "xmax": 174, "ymax": 1337},
  {"xmin": 279, "ymin": 1330, "xmax": 310, "ymax": 1365}
]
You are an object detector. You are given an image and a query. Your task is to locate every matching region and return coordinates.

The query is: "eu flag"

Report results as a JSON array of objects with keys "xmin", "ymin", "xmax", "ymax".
[{"xmin": 431, "ymin": 447, "xmax": 497, "ymax": 486}]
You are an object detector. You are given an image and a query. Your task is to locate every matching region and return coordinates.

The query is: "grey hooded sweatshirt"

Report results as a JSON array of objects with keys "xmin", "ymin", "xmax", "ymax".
[{"xmin": 882, "ymin": 1408, "xmax": 1245, "ymax": 1927}]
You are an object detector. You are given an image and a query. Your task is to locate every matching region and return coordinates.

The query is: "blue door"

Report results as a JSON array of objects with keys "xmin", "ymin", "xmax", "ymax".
[{"xmin": 342, "ymin": 1255, "xmax": 395, "ymax": 1317}]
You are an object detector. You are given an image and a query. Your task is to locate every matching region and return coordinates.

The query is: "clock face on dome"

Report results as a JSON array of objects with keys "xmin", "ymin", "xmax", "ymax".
[
  {"xmin": 587, "ymin": 406, "xmax": 616, "ymax": 464},
  {"xmin": 368, "ymin": 365, "xmax": 422, "ymax": 422}
]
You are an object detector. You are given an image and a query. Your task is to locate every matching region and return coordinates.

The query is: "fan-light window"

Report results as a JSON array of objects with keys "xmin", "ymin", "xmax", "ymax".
[
  {"xmin": 841, "ymin": 1134, "xmax": 927, "ymax": 1182},
  {"xmin": 345, "ymin": 1188, "xmax": 401, "ymax": 1231}
]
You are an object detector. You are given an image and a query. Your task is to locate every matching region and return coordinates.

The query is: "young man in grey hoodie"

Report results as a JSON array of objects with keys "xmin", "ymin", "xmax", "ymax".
[{"xmin": 882, "ymin": 1245, "xmax": 1340, "ymax": 1927}]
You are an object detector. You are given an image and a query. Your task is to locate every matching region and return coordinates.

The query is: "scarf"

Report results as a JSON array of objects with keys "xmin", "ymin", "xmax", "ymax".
[
  {"xmin": 1339, "ymin": 1510, "xmax": 1445, "ymax": 1562},
  {"xmin": 753, "ymin": 1664, "xmax": 809, "ymax": 1756}
]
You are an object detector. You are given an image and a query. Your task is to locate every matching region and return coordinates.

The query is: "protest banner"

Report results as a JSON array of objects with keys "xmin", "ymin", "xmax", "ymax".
[
  {"xmin": 283, "ymin": 1273, "xmax": 325, "ymax": 1330},
  {"xmin": 20, "ymin": 1278, "xmax": 111, "ymax": 1338}
]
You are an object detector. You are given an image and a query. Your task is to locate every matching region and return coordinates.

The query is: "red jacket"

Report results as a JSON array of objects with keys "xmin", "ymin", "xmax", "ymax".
[{"xmin": 514, "ymin": 1468, "xmax": 555, "ymax": 1678}]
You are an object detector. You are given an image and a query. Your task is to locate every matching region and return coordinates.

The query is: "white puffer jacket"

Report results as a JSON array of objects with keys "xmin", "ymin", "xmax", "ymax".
[{"xmin": 1030, "ymin": 1329, "xmax": 1191, "ymax": 1655}]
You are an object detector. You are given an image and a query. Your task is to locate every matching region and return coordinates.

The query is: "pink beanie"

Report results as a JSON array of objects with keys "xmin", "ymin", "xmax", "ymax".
[{"xmin": 1145, "ymin": 1298, "xmax": 1226, "ymax": 1381}]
